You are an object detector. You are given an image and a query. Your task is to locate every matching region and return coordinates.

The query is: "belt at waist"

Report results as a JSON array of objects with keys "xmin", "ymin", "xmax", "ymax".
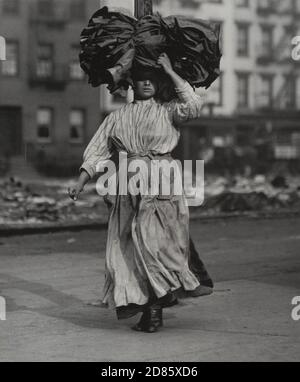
[{"xmin": 126, "ymin": 151, "xmax": 172, "ymax": 160}]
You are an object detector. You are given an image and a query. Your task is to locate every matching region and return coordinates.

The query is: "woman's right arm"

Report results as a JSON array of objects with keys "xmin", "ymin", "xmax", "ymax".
[
  {"xmin": 68, "ymin": 169, "xmax": 90, "ymax": 201},
  {"xmin": 68, "ymin": 113, "xmax": 115, "ymax": 201}
]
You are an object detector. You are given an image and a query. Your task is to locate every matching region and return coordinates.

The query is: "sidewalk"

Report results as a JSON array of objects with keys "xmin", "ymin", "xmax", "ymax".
[{"xmin": 0, "ymin": 217, "xmax": 299, "ymax": 361}]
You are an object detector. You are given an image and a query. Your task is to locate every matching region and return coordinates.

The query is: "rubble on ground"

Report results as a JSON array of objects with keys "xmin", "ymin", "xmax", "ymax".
[
  {"xmin": 199, "ymin": 175, "xmax": 300, "ymax": 213},
  {"xmin": 0, "ymin": 177, "xmax": 108, "ymax": 226},
  {"xmin": 0, "ymin": 175, "xmax": 299, "ymax": 227}
]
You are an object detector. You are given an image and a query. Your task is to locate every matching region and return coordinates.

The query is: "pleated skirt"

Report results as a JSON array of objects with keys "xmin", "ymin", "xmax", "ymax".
[{"xmin": 101, "ymin": 153, "xmax": 206, "ymax": 319}]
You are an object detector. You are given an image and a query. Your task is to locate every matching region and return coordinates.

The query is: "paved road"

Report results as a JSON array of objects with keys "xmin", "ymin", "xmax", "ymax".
[{"xmin": 0, "ymin": 217, "xmax": 299, "ymax": 362}]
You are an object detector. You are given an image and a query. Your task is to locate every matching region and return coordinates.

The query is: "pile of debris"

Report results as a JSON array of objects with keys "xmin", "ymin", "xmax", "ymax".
[
  {"xmin": 0, "ymin": 174, "xmax": 299, "ymax": 226},
  {"xmin": 200, "ymin": 175, "xmax": 300, "ymax": 213},
  {"xmin": 0, "ymin": 177, "xmax": 106, "ymax": 225}
]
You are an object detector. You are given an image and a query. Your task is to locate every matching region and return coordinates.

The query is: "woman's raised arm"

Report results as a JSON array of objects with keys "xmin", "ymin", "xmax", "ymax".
[{"xmin": 158, "ymin": 53, "xmax": 206, "ymax": 125}]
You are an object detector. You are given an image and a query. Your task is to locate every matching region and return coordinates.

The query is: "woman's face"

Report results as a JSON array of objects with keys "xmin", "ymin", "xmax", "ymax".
[{"xmin": 133, "ymin": 78, "xmax": 158, "ymax": 100}]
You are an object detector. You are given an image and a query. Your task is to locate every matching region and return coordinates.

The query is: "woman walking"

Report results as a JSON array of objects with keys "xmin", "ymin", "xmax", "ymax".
[
  {"xmin": 69, "ymin": 7, "xmax": 221, "ymax": 332},
  {"xmin": 70, "ymin": 54, "xmax": 210, "ymax": 332}
]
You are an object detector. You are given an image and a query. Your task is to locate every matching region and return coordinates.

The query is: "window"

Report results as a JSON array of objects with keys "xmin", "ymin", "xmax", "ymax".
[
  {"xmin": 37, "ymin": 0, "xmax": 54, "ymax": 17},
  {"xmin": 275, "ymin": 131, "xmax": 297, "ymax": 159},
  {"xmin": 69, "ymin": 109, "xmax": 85, "ymax": 143},
  {"xmin": 36, "ymin": 43, "xmax": 53, "ymax": 78},
  {"xmin": 2, "ymin": 0, "xmax": 19, "ymax": 14},
  {"xmin": 70, "ymin": 45, "xmax": 84, "ymax": 80},
  {"xmin": 70, "ymin": 0, "xmax": 85, "ymax": 20},
  {"xmin": 284, "ymin": 76, "xmax": 297, "ymax": 109},
  {"xmin": 259, "ymin": 75, "xmax": 273, "ymax": 108},
  {"xmin": 260, "ymin": 25, "xmax": 274, "ymax": 57},
  {"xmin": 178, "ymin": 0, "xmax": 201, "ymax": 9},
  {"xmin": 37, "ymin": 108, "xmax": 53, "ymax": 142},
  {"xmin": 1, "ymin": 41, "xmax": 19, "ymax": 77},
  {"xmin": 236, "ymin": 72, "xmax": 250, "ymax": 108},
  {"xmin": 236, "ymin": 0, "xmax": 249, "ymax": 7},
  {"xmin": 258, "ymin": 0, "xmax": 274, "ymax": 11},
  {"xmin": 236, "ymin": 23, "xmax": 249, "ymax": 57}
]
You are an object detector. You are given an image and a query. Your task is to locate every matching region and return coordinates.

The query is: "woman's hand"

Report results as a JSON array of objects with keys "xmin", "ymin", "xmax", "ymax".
[
  {"xmin": 157, "ymin": 53, "xmax": 173, "ymax": 75},
  {"xmin": 68, "ymin": 184, "xmax": 83, "ymax": 201},
  {"xmin": 158, "ymin": 52, "xmax": 186, "ymax": 89},
  {"xmin": 68, "ymin": 170, "xmax": 90, "ymax": 201}
]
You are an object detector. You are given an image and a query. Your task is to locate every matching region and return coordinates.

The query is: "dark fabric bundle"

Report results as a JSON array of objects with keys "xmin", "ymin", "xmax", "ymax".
[
  {"xmin": 162, "ymin": 16, "xmax": 222, "ymax": 89},
  {"xmin": 79, "ymin": 7, "xmax": 136, "ymax": 88},
  {"xmin": 79, "ymin": 6, "xmax": 222, "ymax": 98},
  {"xmin": 133, "ymin": 15, "xmax": 169, "ymax": 69}
]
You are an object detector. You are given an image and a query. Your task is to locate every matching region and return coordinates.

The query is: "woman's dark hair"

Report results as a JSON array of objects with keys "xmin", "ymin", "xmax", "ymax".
[{"xmin": 131, "ymin": 66, "xmax": 177, "ymax": 103}]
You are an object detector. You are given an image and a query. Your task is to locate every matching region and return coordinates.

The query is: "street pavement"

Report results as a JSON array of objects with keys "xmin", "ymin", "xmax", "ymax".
[{"xmin": 0, "ymin": 217, "xmax": 300, "ymax": 362}]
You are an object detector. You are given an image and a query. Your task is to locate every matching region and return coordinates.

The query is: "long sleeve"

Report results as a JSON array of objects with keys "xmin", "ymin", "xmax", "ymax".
[
  {"xmin": 167, "ymin": 81, "xmax": 206, "ymax": 126},
  {"xmin": 80, "ymin": 113, "xmax": 115, "ymax": 179}
]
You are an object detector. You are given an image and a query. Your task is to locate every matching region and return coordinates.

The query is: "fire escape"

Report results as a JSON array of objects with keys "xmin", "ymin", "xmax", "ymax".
[
  {"xmin": 28, "ymin": 0, "xmax": 70, "ymax": 90},
  {"xmin": 256, "ymin": 0, "xmax": 300, "ymax": 112}
]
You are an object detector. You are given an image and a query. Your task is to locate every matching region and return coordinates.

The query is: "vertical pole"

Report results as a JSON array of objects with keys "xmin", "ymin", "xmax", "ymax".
[{"xmin": 134, "ymin": 0, "xmax": 153, "ymax": 18}]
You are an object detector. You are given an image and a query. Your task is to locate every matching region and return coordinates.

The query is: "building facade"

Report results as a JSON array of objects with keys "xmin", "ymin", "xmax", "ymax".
[
  {"xmin": 152, "ymin": 0, "xmax": 300, "ymax": 166},
  {"xmin": 0, "ymin": 0, "xmax": 100, "ymax": 176},
  {"xmin": 98, "ymin": 0, "xmax": 300, "ymax": 168},
  {"xmin": 1, "ymin": 0, "xmax": 299, "ymax": 177},
  {"xmin": 153, "ymin": 0, "xmax": 300, "ymax": 114}
]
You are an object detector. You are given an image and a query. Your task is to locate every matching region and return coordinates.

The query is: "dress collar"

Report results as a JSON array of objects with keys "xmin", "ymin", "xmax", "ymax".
[{"xmin": 133, "ymin": 97, "xmax": 157, "ymax": 105}]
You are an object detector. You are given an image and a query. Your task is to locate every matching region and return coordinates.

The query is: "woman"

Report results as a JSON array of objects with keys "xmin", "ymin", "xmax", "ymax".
[{"xmin": 69, "ymin": 53, "xmax": 209, "ymax": 333}]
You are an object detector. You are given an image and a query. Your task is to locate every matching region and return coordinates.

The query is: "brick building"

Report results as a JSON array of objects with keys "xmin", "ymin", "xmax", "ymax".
[
  {"xmin": 0, "ymin": 0, "xmax": 100, "ymax": 176},
  {"xmin": 1, "ymin": 0, "xmax": 300, "ymax": 177}
]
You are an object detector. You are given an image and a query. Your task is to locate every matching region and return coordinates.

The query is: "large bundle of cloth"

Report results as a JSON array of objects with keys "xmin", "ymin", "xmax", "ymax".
[{"xmin": 79, "ymin": 6, "xmax": 222, "ymax": 100}]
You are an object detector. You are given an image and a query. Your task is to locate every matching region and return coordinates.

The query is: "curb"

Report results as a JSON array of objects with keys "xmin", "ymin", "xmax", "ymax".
[
  {"xmin": 0, "ymin": 210, "xmax": 299, "ymax": 237},
  {"xmin": 0, "ymin": 221, "xmax": 108, "ymax": 237}
]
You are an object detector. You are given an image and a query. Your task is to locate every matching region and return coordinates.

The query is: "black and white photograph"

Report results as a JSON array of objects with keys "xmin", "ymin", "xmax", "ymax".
[{"xmin": 0, "ymin": 0, "xmax": 300, "ymax": 364}]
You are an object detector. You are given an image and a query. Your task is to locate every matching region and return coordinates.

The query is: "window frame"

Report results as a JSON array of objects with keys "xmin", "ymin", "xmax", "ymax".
[
  {"xmin": 236, "ymin": 71, "xmax": 250, "ymax": 109},
  {"xmin": 69, "ymin": 44, "xmax": 85, "ymax": 81},
  {"xmin": 36, "ymin": 107, "xmax": 54, "ymax": 144},
  {"xmin": 259, "ymin": 73, "xmax": 274, "ymax": 108},
  {"xmin": 0, "ymin": 39, "xmax": 19, "ymax": 77},
  {"xmin": 235, "ymin": 0, "xmax": 249, "ymax": 8},
  {"xmin": 236, "ymin": 22, "xmax": 250, "ymax": 57},
  {"xmin": 36, "ymin": 42, "xmax": 54, "ymax": 79},
  {"xmin": 2, "ymin": 0, "xmax": 20, "ymax": 15},
  {"xmin": 70, "ymin": 0, "xmax": 86, "ymax": 21},
  {"xmin": 69, "ymin": 108, "xmax": 86, "ymax": 144}
]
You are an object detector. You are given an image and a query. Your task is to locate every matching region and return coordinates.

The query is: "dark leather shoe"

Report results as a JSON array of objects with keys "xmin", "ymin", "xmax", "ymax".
[{"xmin": 132, "ymin": 307, "xmax": 163, "ymax": 333}]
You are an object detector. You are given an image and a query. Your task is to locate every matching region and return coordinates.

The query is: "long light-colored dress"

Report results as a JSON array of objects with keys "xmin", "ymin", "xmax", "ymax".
[{"xmin": 80, "ymin": 81, "xmax": 206, "ymax": 318}]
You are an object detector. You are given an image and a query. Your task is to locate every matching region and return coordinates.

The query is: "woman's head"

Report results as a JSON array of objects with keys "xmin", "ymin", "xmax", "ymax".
[
  {"xmin": 131, "ymin": 66, "xmax": 177, "ymax": 102},
  {"xmin": 132, "ymin": 68, "xmax": 159, "ymax": 100}
]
